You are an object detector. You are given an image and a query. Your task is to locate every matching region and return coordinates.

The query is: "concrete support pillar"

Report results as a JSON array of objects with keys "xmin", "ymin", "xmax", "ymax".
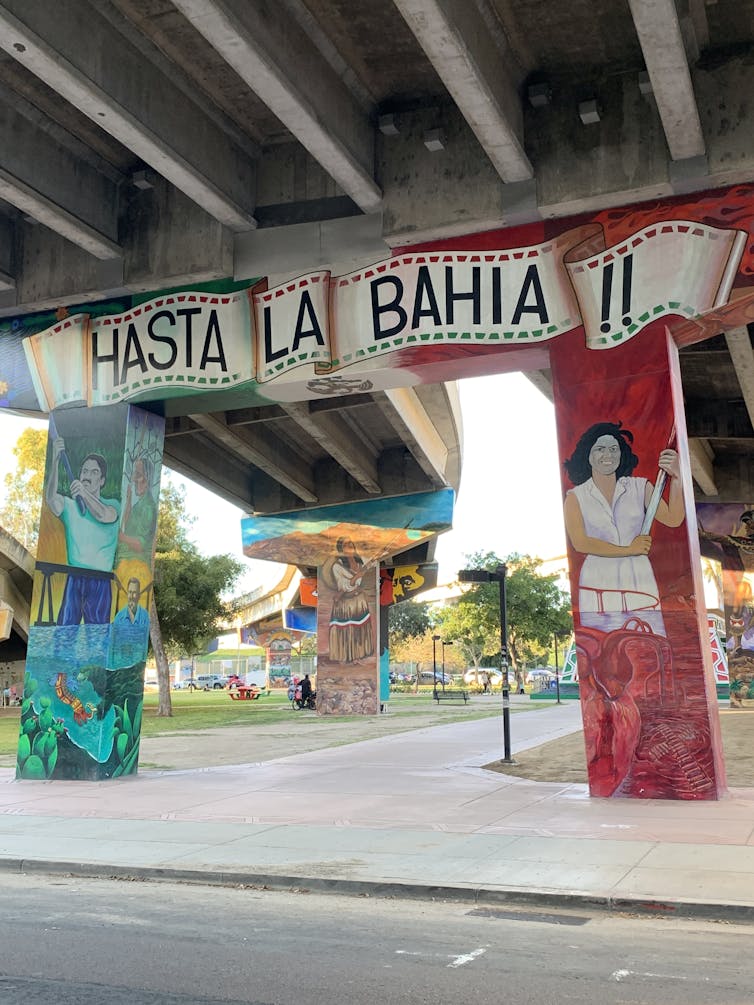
[
  {"xmin": 549, "ymin": 323, "xmax": 726, "ymax": 799},
  {"xmin": 316, "ymin": 555, "xmax": 380, "ymax": 715},
  {"xmin": 695, "ymin": 502, "xmax": 754, "ymax": 707},
  {"xmin": 17, "ymin": 403, "xmax": 164, "ymax": 780},
  {"xmin": 264, "ymin": 632, "xmax": 294, "ymax": 690}
]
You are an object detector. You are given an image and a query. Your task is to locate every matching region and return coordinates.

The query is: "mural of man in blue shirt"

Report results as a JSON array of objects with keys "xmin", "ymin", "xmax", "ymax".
[
  {"xmin": 46, "ymin": 437, "xmax": 120, "ymax": 625},
  {"xmin": 111, "ymin": 577, "xmax": 150, "ymax": 667}
]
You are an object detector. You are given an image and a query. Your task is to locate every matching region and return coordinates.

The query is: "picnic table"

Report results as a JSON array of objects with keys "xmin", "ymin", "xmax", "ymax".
[{"xmin": 228, "ymin": 685, "xmax": 263, "ymax": 701}]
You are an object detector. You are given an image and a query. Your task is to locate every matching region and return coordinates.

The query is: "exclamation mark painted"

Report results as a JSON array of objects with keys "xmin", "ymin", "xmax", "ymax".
[
  {"xmin": 621, "ymin": 253, "xmax": 633, "ymax": 327},
  {"xmin": 599, "ymin": 263, "xmax": 613, "ymax": 334},
  {"xmin": 599, "ymin": 254, "xmax": 633, "ymax": 334}
]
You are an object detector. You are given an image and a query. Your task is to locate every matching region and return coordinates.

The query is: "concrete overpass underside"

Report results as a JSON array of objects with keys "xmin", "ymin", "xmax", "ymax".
[
  {"xmin": 0, "ymin": 528, "xmax": 33, "ymax": 662},
  {"xmin": 1, "ymin": 1, "xmax": 754, "ymax": 506}
]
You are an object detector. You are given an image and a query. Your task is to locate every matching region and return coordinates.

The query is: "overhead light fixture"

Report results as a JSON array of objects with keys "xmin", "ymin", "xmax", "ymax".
[
  {"xmin": 378, "ymin": 113, "xmax": 400, "ymax": 136},
  {"xmin": 527, "ymin": 82, "xmax": 551, "ymax": 108},
  {"xmin": 132, "ymin": 169, "xmax": 153, "ymax": 191},
  {"xmin": 578, "ymin": 99, "xmax": 601, "ymax": 125},
  {"xmin": 638, "ymin": 70, "xmax": 653, "ymax": 96},
  {"xmin": 423, "ymin": 128, "xmax": 445, "ymax": 152}
]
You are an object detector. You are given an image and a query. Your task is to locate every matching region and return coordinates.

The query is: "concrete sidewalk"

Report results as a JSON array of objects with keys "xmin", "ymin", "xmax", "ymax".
[{"xmin": 1, "ymin": 701, "xmax": 753, "ymax": 920}]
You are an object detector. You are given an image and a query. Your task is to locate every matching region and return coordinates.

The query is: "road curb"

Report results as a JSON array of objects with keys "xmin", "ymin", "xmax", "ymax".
[{"xmin": 2, "ymin": 857, "xmax": 753, "ymax": 924}]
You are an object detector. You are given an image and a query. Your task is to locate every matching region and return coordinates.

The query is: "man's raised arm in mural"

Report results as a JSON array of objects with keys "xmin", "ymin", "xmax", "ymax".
[
  {"xmin": 45, "ymin": 435, "xmax": 121, "ymax": 626},
  {"xmin": 46, "ymin": 437, "xmax": 119, "ymax": 525}
]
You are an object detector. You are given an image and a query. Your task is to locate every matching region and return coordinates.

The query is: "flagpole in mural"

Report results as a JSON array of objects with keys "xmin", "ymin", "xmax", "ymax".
[{"xmin": 7, "ymin": 183, "xmax": 754, "ymax": 794}]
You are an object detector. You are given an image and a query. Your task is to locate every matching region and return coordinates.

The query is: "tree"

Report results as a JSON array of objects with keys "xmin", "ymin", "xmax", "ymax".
[
  {"xmin": 150, "ymin": 478, "xmax": 242, "ymax": 715},
  {"xmin": 437, "ymin": 551, "xmax": 572, "ymax": 689},
  {"xmin": 388, "ymin": 600, "xmax": 433, "ymax": 648},
  {"xmin": 435, "ymin": 595, "xmax": 499, "ymax": 672},
  {"xmin": 0, "ymin": 427, "xmax": 47, "ymax": 551},
  {"xmin": 387, "ymin": 601, "xmax": 438, "ymax": 691}
]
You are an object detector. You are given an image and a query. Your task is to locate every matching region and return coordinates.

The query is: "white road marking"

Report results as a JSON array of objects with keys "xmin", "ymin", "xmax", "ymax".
[
  {"xmin": 395, "ymin": 947, "xmax": 489, "ymax": 968},
  {"xmin": 611, "ymin": 969, "xmax": 707, "ymax": 982},
  {"xmin": 448, "ymin": 947, "xmax": 487, "ymax": 968}
]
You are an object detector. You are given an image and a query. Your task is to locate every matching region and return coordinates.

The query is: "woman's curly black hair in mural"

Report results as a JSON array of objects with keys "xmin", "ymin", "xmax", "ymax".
[{"xmin": 564, "ymin": 421, "xmax": 639, "ymax": 486}]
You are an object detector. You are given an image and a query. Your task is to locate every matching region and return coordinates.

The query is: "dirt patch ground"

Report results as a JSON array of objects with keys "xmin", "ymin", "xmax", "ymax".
[{"xmin": 483, "ymin": 709, "xmax": 754, "ymax": 787}]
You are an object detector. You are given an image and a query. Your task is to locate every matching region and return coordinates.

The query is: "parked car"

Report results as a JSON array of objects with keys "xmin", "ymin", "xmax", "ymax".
[
  {"xmin": 414, "ymin": 670, "xmax": 453, "ymax": 685},
  {"xmin": 193, "ymin": 673, "xmax": 230, "ymax": 690},
  {"xmin": 463, "ymin": 669, "xmax": 503, "ymax": 687},
  {"xmin": 389, "ymin": 671, "xmax": 413, "ymax": 683}
]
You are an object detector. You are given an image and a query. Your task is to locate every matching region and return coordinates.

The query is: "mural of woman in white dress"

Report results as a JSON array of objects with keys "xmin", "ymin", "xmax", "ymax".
[{"xmin": 563, "ymin": 421, "xmax": 683, "ymax": 636}]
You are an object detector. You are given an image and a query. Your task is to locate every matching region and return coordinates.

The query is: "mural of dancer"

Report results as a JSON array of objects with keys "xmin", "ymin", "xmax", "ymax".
[
  {"xmin": 326, "ymin": 538, "xmax": 375, "ymax": 664},
  {"xmin": 564, "ymin": 421, "xmax": 683, "ymax": 637}
]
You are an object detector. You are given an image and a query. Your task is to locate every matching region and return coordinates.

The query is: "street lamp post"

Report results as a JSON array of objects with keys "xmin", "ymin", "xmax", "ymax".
[
  {"xmin": 553, "ymin": 634, "xmax": 562, "ymax": 705},
  {"xmin": 441, "ymin": 640, "xmax": 453, "ymax": 692},
  {"xmin": 432, "ymin": 634, "xmax": 440, "ymax": 692},
  {"xmin": 458, "ymin": 564, "xmax": 515, "ymax": 764}
]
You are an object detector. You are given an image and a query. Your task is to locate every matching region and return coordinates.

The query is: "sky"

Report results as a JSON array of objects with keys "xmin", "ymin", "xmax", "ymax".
[{"xmin": 0, "ymin": 372, "xmax": 567, "ymax": 594}]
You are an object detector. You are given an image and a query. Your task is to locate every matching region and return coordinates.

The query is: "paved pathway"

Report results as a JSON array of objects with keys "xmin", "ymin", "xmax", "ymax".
[{"xmin": 1, "ymin": 702, "xmax": 753, "ymax": 919}]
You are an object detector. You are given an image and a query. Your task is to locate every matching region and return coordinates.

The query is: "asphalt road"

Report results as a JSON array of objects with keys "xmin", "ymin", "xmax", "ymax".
[{"xmin": 0, "ymin": 874, "xmax": 750, "ymax": 1004}]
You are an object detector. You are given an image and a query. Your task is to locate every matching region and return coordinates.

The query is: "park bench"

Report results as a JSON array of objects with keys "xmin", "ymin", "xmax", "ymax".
[{"xmin": 432, "ymin": 688, "xmax": 469, "ymax": 704}]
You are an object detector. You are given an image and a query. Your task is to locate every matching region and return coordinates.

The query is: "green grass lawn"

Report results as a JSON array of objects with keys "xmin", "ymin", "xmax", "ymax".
[{"xmin": 0, "ymin": 686, "xmax": 547, "ymax": 756}]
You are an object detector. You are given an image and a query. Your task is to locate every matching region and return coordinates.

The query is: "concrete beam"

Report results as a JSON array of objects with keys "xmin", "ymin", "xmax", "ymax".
[
  {"xmin": 162, "ymin": 440, "xmax": 253, "ymax": 512},
  {"xmin": 172, "ymin": 0, "xmax": 381, "ymax": 213},
  {"xmin": 627, "ymin": 0, "xmax": 705, "ymax": 160},
  {"xmin": 0, "ymin": 98, "xmax": 121, "ymax": 259},
  {"xmin": 0, "ymin": 170, "xmax": 120, "ymax": 261},
  {"xmin": 0, "ymin": 223, "xmax": 125, "ymax": 320},
  {"xmin": 523, "ymin": 369, "xmax": 553, "ymax": 403},
  {"xmin": 281, "ymin": 402, "xmax": 382, "ymax": 495},
  {"xmin": 0, "ymin": 0, "xmax": 256, "ymax": 231},
  {"xmin": 377, "ymin": 387, "xmax": 450, "ymax": 487},
  {"xmin": 235, "ymin": 212, "xmax": 388, "ymax": 286},
  {"xmin": 0, "ymin": 212, "xmax": 14, "ymax": 285},
  {"xmin": 187, "ymin": 413, "xmax": 318, "ymax": 504},
  {"xmin": 0, "ymin": 569, "xmax": 28, "ymax": 640},
  {"xmin": 393, "ymin": 0, "xmax": 532, "ymax": 183},
  {"xmin": 689, "ymin": 437, "xmax": 718, "ymax": 496},
  {"xmin": 724, "ymin": 327, "xmax": 754, "ymax": 435},
  {"xmin": 124, "ymin": 174, "xmax": 233, "ymax": 292},
  {"xmin": 685, "ymin": 397, "xmax": 753, "ymax": 440}
]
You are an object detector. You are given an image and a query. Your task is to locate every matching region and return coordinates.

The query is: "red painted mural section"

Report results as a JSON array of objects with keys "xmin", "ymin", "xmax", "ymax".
[
  {"xmin": 396, "ymin": 189, "xmax": 752, "ymax": 800},
  {"xmin": 550, "ymin": 325, "xmax": 725, "ymax": 799}
]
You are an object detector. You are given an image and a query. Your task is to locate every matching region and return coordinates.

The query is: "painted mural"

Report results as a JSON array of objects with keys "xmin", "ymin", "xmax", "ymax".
[
  {"xmin": 17, "ymin": 404, "xmax": 163, "ymax": 780},
  {"xmin": 550, "ymin": 321, "xmax": 724, "ymax": 799},
  {"xmin": 242, "ymin": 494, "xmax": 452, "ymax": 715},
  {"xmin": 7, "ymin": 185, "xmax": 754, "ymax": 792},
  {"xmin": 697, "ymin": 502, "xmax": 754, "ymax": 706}
]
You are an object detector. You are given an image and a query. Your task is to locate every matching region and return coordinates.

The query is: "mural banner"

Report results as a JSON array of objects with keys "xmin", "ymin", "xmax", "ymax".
[
  {"xmin": 13, "ymin": 194, "xmax": 754, "ymax": 412},
  {"xmin": 23, "ymin": 289, "xmax": 254, "ymax": 410}
]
